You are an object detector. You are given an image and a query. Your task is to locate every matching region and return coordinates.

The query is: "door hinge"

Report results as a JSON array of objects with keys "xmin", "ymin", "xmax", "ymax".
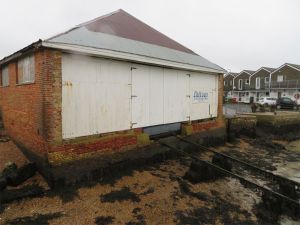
[
  {"xmin": 130, "ymin": 122, "xmax": 137, "ymax": 128},
  {"xmin": 186, "ymin": 116, "xmax": 191, "ymax": 124},
  {"xmin": 186, "ymin": 74, "xmax": 191, "ymax": 77},
  {"xmin": 131, "ymin": 67, "xmax": 137, "ymax": 70},
  {"xmin": 131, "ymin": 95, "xmax": 138, "ymax": 98}
]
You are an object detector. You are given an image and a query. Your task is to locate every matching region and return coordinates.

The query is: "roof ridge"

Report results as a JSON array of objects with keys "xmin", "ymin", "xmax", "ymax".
[
  {"xmin": 76, "ymin": 9, "xmax": 122, "ymax": 28},
  {"xmin": 46, "ymin": 9, "xmax": 123, "ymax": 41}
]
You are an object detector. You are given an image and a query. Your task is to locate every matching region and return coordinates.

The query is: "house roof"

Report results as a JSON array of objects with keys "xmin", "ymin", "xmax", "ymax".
[
  {"xmin": 286, "ymin": 63, "xmax": 300, "ymax": 71},
  {"xmin": 41, "ymin": 9, "xmax": 225, "ymax": 73},
  {"xmin": 261, "ymin": 67, "xmax": 276, "ymax": 73},
  {"xmin": 271, "ymin": 63, "xmax": 300, "ymax": 74},
  {"xmin": 75, "ymin": 9, "xmax": 195, "ymax": 55},
  {"xmin": 243, "ymin": 70, "xmax": 255, "ymax": 75},
  {"xmin": 251, "ymin": 67, "xmax": 276, "ymax": 76},
  {"xmin": 224, "ymin": 72, "xmax": 238, "ymax": 78}
]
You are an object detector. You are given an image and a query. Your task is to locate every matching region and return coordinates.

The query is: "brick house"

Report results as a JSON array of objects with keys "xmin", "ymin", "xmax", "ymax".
[{"xmin": 0, "ymin": 9, "xmax": 226, "ymax": 184}]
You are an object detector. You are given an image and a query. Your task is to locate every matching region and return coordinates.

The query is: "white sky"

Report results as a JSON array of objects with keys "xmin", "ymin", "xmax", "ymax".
[{"xmin": 0, "ymin": 0, "xmax": 299, "ymax": 72}]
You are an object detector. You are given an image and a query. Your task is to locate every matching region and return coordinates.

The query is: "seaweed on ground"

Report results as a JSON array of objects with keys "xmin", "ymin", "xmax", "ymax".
[
  {"xmin": 94, "ymin": 216, "xmax": 115, "ymax": 225},
  {"xmin": 5, "ymin": 212, "xmax": 64, "ymax": 225},
  {"xmin": 100, "ymin": 187, "xmax": 140, "ymax": 203}
]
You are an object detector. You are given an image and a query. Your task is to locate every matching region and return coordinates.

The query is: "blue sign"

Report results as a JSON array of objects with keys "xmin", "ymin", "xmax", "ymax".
[{"xmin": 193, "ymin": 91, "xmax": 208, "ymax": 103}]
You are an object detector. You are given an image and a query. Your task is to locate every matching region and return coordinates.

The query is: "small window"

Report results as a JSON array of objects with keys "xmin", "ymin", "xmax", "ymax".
[
  {"xmin": 224, "ymin": 81, "xmax": 227, "ymax": 86},
  {"xmin": 265, "ymin": 77, "xmax": 269, "ymax": 83},
  {"xmin": 256, "ymin": 77, "xmax": 260, "ymax": 89},
  {"xmin": 17, "ymin": 55, "xmax": 35, "ymax": 84},
  {"xmin": 277, "ymin": 75, "xmax": 283, "ymax": 82},
  {"xmin": 238, "ymin": 79, "xmax": 243, "ymax": 90},
  {"xmin": 230, "ymin": 80, "xmax": 233, "ymax": 85},
  {"xmin": 1, "ymin": 66, "xmax": 9, "ymax": 87},
  {"xmin": 245, "ymin": 79, "xmax": 249, "ymax": 85}
]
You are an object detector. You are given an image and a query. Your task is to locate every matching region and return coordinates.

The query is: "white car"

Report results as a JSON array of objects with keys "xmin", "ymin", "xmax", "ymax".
[{"xmin": 258, "ymin": 97, "xmax": 277, "ymax": 106}]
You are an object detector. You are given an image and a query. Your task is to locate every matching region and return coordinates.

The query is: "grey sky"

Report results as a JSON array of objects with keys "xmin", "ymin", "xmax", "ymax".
[{"xmin": 1, "ymin": 0, "xmax": 299, "ymax": 72}]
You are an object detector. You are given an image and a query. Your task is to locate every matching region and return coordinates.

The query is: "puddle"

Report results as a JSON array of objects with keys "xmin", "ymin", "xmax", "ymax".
[
  {"xmin": 275, "ymin": 140, "xmax": 300, "ymax": 183},
  {"xmin": 287, "ymin": 140, "xmax": 300, "ymax": 153}
]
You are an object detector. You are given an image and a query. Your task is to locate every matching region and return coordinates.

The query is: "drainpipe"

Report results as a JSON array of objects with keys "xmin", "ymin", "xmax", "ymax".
[{"xmin": 269, "ymin": 72, "xmax": 272, "ymax": 95}]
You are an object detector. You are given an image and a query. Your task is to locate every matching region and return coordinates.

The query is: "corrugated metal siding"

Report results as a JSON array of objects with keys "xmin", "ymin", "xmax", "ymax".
[
  {"xmin": 62, "ymin": 53, "xmax": 219, "ymax": 139},
  {"xmin": 62, "ymin": 54, "xmax": 131, "ymax": 138}
]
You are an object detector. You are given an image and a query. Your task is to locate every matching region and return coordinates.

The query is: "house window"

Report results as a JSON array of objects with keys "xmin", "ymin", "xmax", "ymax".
[
  {"xmin": 224, "ymin": 81, "xmax": 227, "ymax": 86},
  {"xmin": 17, "ymin": 55, "xmax": 35, "ymax": 84},
  {"xmin": 277, "ymin": 75, "xmax": 283, "ymax": 82},
  {"xmin": 256, "ymin": 77, "xmax": 260, "ymax": 89},
  {"xmin": 238, "ymin": 79, "xmax": 243, "ymax": 90},
  {"xmin": 245, "ymin": 79, "xmax": 249, "ymax": 85},
  {"xmin": 1, "ymin": 66, "xmax": 9, "ymax": 87},
  {"xmin": 265, "ymin": 77, "xmax": 269, "ymax": 83},
  {"xmin": 230, "ymin": 80, "xmax": 233, "ymax": 85}
]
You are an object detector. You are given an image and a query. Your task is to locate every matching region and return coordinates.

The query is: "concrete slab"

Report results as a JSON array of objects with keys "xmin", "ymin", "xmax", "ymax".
[
  {"xmin": 274, "ymin": 140, "xmax": 300, "ymax": 183},
  {"xmin": 240, "ymin": 111, "xmax": 300, "ymax": 126}
]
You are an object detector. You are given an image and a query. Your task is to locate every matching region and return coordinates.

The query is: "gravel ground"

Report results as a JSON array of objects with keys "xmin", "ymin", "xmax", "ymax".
[
  {"xmin": 0, "ymin": 137, "xmax": 299, "ymax": 224},
  {"xmin": 0, "ymin": 141, "xmax": 28, "ymax": 171}
]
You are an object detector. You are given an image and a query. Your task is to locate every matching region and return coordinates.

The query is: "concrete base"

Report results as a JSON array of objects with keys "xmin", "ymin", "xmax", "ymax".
[
  {"xmin": 48, "ymin": 126, "xmax": 226, "ymax": 187},
  {"xmin": 240, "ymin": 111, "xmax": 300, "ymax": 127}
]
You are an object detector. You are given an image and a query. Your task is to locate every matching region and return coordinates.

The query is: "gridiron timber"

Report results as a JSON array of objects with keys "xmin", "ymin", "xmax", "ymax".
[{"xmin": 158, "ymin": 136, "xmax": 300, "ymax": 217}]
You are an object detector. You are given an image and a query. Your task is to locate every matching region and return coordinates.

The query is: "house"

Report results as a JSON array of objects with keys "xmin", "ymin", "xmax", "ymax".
[
  {"xmin": 224, "ymin": 72, "xmax": 238, "ymax": 98},
  {"xmin": 269, "ymin": 63, "xmax": 300, "ymax": 104},
  {"xmin": 232, "ymin": 70, "xmax": 255, "ymax": 103},
  {"xmin": 249, "ymin": 67, "xmax": 276, "ymax": 103},
  {"xmin": 0, "ymin": 9, "xmax": 226, "ymax": 183}
]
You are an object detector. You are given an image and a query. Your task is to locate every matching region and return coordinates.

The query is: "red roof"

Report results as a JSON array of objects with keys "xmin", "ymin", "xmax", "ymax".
[{"xmin": 83, "ymin": 9, "xmax": 196, "ymax": 55}]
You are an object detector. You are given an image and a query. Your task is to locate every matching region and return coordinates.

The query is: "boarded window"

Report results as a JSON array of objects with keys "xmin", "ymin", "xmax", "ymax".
[
  {"xmin": 1, "ymin": 66, "xmax": 9, "ymax": 87},
  {"xmin": 17, "ymin": 55, "xmax": 35, "ymax": 84}
]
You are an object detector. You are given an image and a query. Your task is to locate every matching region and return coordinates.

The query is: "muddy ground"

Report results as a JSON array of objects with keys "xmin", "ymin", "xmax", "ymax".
[{"xmin": 0, "ymin": 136, "xmax": 300, "ymax": 225}]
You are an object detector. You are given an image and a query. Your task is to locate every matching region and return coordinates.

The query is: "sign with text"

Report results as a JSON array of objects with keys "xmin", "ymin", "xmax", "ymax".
[{"xmin": 193, "ymin": 91, "xmax": 209, "ymax": 103}]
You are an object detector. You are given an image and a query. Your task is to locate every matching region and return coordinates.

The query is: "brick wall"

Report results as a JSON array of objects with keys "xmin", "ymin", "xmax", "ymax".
[
  {"xmin": 0, "ymin": 51, "xmax": 46, "ymax": 156},
  {"xmin": 217, "ymin": 74, "xmax": 224, "ymax": 118}
]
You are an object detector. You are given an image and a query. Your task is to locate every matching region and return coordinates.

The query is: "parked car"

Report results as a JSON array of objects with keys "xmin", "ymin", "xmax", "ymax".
[
  {"xmin": 276, "ymin": 97, "xmax": 298, "ymax": 110},
  {"xmin": 258, "ymin": 97, "xmax": 277, "ymax": 106}
]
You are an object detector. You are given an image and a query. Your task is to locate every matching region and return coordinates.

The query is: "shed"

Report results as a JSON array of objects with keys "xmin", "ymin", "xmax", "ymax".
[{"xmin": 0, "ymin": 9, "xmax": 226, "ymax": 183}]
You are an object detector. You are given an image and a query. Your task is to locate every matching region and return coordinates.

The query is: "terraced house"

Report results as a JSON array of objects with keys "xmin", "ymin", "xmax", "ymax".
[
  {"xmin": 269, "ymin": 63, "xmax": 300, "ymax": 105},
  {"xmin": 232, "ymin": 70, "xmax": 255, "ymax": 103},
  {"xmin": 223, "ymin": 72, "xmax": 238, "ymax": 98},
  {"xmin": 226, "ymin": 63, "xmax": 300, "ymax": 104},
  {"xmin": 249, "ymin": 67, "xmax": 276, "ymax": 103}
]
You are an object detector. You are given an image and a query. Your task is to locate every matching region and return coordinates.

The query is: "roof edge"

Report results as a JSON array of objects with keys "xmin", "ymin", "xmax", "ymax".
[
  {"xmin": 42, "ymin": 41, "xmax": 226, "ymax": 74},
  {"xmin": 270, "ymin": 63, "xmax": 300, "ymax": 75},
  {"xmin": 0, "ymin": 40, "xmax": 42, "ymax": 66},
  {"xmin": 250, "ymin": 67, "xmax": 272, "ymax": 77}
]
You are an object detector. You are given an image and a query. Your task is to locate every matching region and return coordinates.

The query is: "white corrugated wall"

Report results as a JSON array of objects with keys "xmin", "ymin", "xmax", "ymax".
[{"xmin": 62, "ymin": 53, "xmax": 218, "ymax": 139}]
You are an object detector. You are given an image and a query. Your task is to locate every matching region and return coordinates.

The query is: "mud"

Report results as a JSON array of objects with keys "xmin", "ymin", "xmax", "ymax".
[
  {"xmin": 1, "ymin": 133, "xmax": 299, "ymax": 224},
  {"xmin": 100, "ymin": 187, "xmax": 141, "ymax": 203},
  {"xmin": 94, "ymin": 216, "xmax": 115, "ymax": 225},
  {"xmin": 5, "ymin": 212, "xmax": 64, "ymax": 225}
]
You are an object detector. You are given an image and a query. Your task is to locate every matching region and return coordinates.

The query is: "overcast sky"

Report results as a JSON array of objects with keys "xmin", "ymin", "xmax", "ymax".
[{"xmin": 0, "ymin": 0, "xmax": 299, "ymax": 72}]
